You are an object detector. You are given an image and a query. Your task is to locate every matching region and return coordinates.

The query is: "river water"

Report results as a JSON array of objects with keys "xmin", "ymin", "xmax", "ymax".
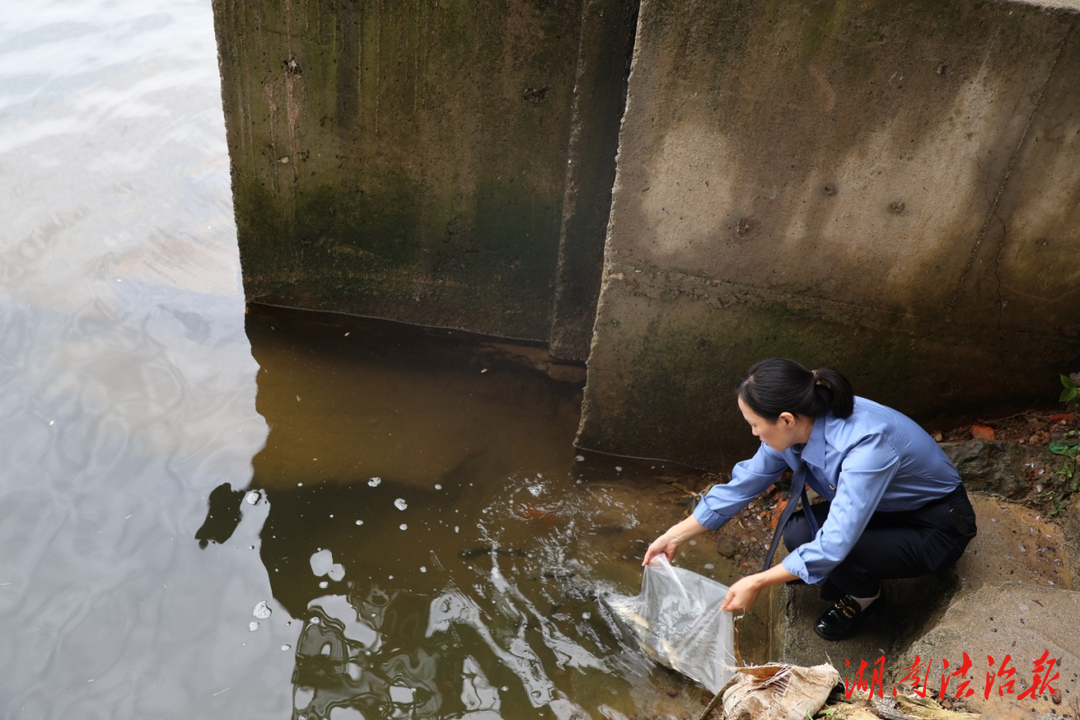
[{"xmin": 0, "ymin": 3, "xmax": 764, "ymax": 718}]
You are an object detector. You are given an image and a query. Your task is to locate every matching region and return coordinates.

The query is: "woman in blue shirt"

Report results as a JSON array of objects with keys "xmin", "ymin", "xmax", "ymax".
[{"xmin": 642, "ymin": 357, "xmax": 977, "ymax": 641}]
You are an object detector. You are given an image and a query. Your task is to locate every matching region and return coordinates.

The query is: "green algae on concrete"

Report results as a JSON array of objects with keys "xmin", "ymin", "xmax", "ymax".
[
  {"xmin": 578, "ymin": 261, "xmax": 1079, "ymax": 469},
  {"xmin": 214, "ymin": 0, "xmax": 1080, "ymax": 467},
  {"xmin": 212, "ymin": 0, "xmax": 629, "ymax": 342},
  {"xmin": 578, "ymin": 0, "xmax": 1080, "ymax": 467}
]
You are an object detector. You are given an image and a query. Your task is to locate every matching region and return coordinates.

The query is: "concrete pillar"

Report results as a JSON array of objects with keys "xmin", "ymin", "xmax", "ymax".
[
  {"xmin": 214, "ymin": 0, "xmax": 1080, "ymax": 468},
  {"xmin": 577, "ymin": 0, "xmax": 1080, "ymax": 467},
  {"xmin": 550, "ymin": 0, "xmax": 638, "ymax": 360},
  {"xmin": 212, "ymin": 0, "xmax": 633, "ymax": 348}
]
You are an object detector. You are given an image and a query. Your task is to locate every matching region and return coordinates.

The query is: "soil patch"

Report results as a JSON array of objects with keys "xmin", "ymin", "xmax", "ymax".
[{"xmin": 936, "ymin": 409, "xmax": 1080, "ymax": 517}]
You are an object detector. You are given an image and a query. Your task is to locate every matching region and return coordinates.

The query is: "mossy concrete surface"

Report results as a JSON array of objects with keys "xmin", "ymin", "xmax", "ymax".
[
  {"xmin": 212, "ymin": 0, "xmax": 635, "ymax": 350},
  {"xmin": 579, "ymin": 0, "xmax": 1080, "ymax": 466},
  {"xmin": 212, "ymin": 0, "xmax": 1080, "ymax": 467}
]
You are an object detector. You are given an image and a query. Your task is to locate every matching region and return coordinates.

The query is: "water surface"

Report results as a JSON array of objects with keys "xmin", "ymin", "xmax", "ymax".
[{"xmin": 0, "ymin": 3, "xmax": 763, "ymax": 718}]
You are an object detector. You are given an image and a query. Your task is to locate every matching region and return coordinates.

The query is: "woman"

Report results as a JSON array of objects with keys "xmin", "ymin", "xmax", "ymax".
[{"xmin": 642, "ymin": 358, "xmax": 977, "ymax": 641}]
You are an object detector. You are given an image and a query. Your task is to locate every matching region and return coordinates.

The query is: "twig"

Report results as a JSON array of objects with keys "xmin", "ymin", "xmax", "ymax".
[{"xmin": 974, "ymin": 411, "xmax": 1048, "ymax": 425}]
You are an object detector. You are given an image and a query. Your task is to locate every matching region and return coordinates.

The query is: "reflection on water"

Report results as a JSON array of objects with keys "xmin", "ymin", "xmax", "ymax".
[
  {"xmin": 0, "ymin": 2, "xmax": 763, "ymax": 718},
  {"xmin": 222, "ymin": 305, "xmax": 716, "ymax": 719},
  {"xmin": 0, "ymin": 1, "xmax": 274, "ymax": 718}
]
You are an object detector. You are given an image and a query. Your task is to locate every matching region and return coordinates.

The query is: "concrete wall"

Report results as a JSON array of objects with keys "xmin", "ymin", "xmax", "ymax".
[
  {"xmin": 576, "ymin": 0, "xmax": 1080, "ymax": 467},
  {"xmin": 214, "ymin": 0, "xmax": 1080, "ymax": 468},
  {"xmin": 212, "ymin": 0, "xmax": 636, "ymax": 356}
]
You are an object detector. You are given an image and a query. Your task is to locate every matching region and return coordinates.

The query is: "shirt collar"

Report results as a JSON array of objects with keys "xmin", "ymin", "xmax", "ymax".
[{"xmin": 801, "ymin": 414, "xmax": 827, "ymax": 468}]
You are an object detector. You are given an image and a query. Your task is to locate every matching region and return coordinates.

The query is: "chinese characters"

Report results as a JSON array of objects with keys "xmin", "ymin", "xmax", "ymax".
[{"xmin": 843, "ymin": 652, "xmax": 1059, "ymax": 701}]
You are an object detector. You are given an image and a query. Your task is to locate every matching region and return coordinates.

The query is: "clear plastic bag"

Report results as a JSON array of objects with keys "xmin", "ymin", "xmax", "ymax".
[{"xmin": 604, "ymin": 555, "xmax": 736, "ymax": 693}]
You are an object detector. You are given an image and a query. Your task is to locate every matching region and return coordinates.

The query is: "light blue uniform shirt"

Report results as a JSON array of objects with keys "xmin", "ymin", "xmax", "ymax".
[{"xmin": 692, "ymin": 397, "xmax": 962, "ymax": 584}]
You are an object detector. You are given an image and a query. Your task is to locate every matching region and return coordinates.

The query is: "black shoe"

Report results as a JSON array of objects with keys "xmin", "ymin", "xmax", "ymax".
[{"xmin": 813, "ymin": 592, "xmax": 884, "ymax": 641}]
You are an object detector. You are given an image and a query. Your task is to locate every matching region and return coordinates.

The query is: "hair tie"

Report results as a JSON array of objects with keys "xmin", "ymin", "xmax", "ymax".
[{"xmin": 812, "ymin": 370, "xmax": 823, "ymax": 386}]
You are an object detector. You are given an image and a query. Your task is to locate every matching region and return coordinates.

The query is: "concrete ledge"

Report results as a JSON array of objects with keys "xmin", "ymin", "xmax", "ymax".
[{"xmin": 776, "ymin": 493, "xmax": 1077, "ymax": 714}]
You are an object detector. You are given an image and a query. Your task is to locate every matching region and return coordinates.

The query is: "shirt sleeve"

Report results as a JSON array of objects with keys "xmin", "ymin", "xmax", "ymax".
[
  {"xmin": 692, "ymin": 443, "xmax": 789, "ymax": 530},
  {"xmin": 781, "ymin": 432, "xmax": 901, "ymax": 584}
]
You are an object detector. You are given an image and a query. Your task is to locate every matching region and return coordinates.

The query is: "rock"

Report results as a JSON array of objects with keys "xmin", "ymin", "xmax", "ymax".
[
  {"xmin": 978, "ymin": 700, "xmax": 1030, "ymax": 720},
  {"xmin": 955, "ymin": 495, "xmax": 1068, "ymax": 590},
  {"xmin": 940, "ymin": 440, "xmax": 1049, "ymax": 499},
  {"xmin": 773, "ymin": 491, "xmax": 1077, "ymax": 713},
  {"xmin": 868, "ymin": 691, "xmax": 980, "ymax": 719},
  {"xmin": 899, "ymin": 584, "xmax": 1080, "ymax": 715}
]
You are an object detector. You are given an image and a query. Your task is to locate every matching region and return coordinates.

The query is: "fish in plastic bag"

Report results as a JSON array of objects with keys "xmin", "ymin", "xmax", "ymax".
[{"xmin": 603, "ymin": 555, "xmax": 735, "ymax": 693}]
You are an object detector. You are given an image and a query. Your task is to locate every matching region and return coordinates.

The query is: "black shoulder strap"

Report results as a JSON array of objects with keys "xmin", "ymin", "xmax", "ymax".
[{"xmin": 761, "ymin": 464, "xmax": 819, "ymax": 572}]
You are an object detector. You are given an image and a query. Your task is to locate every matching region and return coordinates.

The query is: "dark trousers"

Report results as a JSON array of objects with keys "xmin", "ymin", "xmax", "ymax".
[{"xmin": 782, "ymin": 483, "xmax": 978, "ymax": 599}]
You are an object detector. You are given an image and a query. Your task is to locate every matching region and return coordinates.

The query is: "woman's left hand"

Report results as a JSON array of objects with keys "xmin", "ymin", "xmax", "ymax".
[
  {"xmin": 720, "ymin": 564, "xmax": 799, "ymax": 613},
  {"xmin": 720, "ymin": 574, "xmax": 765, "ymax": 612}
]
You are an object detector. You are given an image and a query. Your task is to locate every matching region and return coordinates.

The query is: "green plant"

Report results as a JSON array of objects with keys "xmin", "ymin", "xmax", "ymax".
[
  {"xmin": 1048, "ymin": 429, "xmax": 1080, "ymax": 516},
  {"xmin": 1042, "ymin": 373, "xmax": 1080, "ymax": 515},
  {"xmin": 1059, "ymin": 372, "xmax": 1080, "ymax": 413}
]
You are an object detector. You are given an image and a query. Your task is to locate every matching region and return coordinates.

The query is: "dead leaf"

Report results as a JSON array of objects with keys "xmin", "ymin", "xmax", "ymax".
[
  {"xmin": 769, "ymin": 498, "xmax": 789, "ymax": 530},
  {"xmin": 736, "ymin": 665, "xmax": 788, "ymax": 682}
]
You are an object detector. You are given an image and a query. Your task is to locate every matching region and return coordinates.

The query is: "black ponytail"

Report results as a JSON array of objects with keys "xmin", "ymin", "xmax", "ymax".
[{"xmin": 738, "ymin": 358, "xmax": 854, "ymax": 421}]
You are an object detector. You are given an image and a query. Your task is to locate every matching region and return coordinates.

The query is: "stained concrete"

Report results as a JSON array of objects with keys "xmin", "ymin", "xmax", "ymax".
[
  {"xmin": 549, "ymin": 0, "xmax": 638, "ymax": 360},
  {"xmin": 212, "ymin": 0, "xmax": 635, "ymax": 354},
  {"xmin": 212, "ymin": 0, "xmax": 1080, "ymax": 468},
  {"xmin": 578, "ymin": 0, "xmax": 1080, "ymax": 467}
]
